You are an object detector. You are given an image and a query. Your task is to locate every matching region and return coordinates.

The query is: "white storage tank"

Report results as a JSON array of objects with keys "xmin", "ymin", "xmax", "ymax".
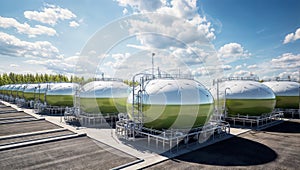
[
  {"xmin": 263, "ymin": 81, "xmax": 300, "ymax": 109},
  {"xmin": 80, "ymin": 80, "xmax": 129, "ymax": 116},
  {"xmin": 211, "ymin": 79, "xmax": 276, "ymax": 116},
  {"xmin": 127, "ymin": 78, "xmax": 214, "ymax": 130}
]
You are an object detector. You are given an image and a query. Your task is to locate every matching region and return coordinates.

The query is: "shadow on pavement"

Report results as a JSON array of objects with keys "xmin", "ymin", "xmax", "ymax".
[
  {"xmin": 262, "ymin": 120, "xmax": 300, "ymax": 133},
  {"xmin": 172, "ymin": 136, "xmax": 277, "ymax": 166}
]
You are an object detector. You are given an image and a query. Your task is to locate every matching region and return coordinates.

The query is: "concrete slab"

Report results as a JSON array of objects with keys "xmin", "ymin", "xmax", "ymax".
[
  {"xmin": 0, "ymin": 129, "xmax": 73, "ymax": 147},
  {"xmin": 0, "ymin": 119, "xmax": 62, "ymax": 136},
  {"xmin": 0, "ymin": 136, "xmax": 138, "ymax": 170}
]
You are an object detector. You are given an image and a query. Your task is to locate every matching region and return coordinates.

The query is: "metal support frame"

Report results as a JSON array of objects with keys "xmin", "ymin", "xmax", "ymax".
[
  {"xmin": 281, "ymin": 109, "xmax": 300, "ymax": 119},
  {"xmin": 225, "ymin": 111, "xmax": 283, "ymax": 129},
  {"xmin": 116, "ymin": 119, "xmax": 230, "ymax": 153}
]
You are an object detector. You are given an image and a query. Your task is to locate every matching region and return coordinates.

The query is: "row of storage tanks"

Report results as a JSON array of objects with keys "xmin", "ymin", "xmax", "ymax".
[{"xmin": 0, "ymin": 78, "xmax": 299, "ymax": 130}]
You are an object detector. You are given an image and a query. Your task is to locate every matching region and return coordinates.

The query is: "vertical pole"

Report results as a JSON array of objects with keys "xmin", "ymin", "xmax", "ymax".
[
  {"xmin": 216, "ymin": 79, "xmax": 219, "ymax": 115},
  {"xmin": 152, "ymin": 53, "xmax": 155, "ymax": 79}
]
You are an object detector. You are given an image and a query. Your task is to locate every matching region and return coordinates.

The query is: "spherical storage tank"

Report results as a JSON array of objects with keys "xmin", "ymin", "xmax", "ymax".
[
  {"xmin": 34, "ymin": 83, "xmax": 50, "ymax": 103},
  {"xmin": 263, "ymin": 81, "xmax": 299, "ymax": 109},
  {"xmin": 0, "ymin": 85, "xmax": 5, "ymax": 95},
  {"xmin": 127, "ymin": 79, "xmax": 214, "ymax": 130},
  {"xmin": 0, "ymin": 85, "xmax": 4, "ymax": 96},
  {"xmin": 211, "ymin": 80, "xmax": 276, "ymax": 116},
  {"xmin": 80, "ymin": 80, "xmax": 129, "ymax": 116},
  {"xmin": 1, "ymin": 85, "xmax": 10, "ymax": 96},
  {"xmin": 16, "ymin": 84, "xmax": 27, "ymax": 98},
  {"xmin": 5, "ymin": 84, "xmax": 14, "ymax": 96},
  {"xmin": 11, "ymin": 84, "xmax": 22, "ymax": 98},
  {"xmin": 46, "ymin": 83, "xmax": 79, "ymax": 107},
  {"xmin": 23, "ymin": 84, "xmax": 39, "ymax": 101}
]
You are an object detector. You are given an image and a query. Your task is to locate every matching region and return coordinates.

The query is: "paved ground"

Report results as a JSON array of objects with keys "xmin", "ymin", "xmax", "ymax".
[
  {"xmin": 0, "ymin": 111, "xmax": 31, "ymax": 118},
  {"xmin": 0, "ymin": 136, "xmax": 138, "ymax": 170},
  {"xmin": 0, "ymin": 101, "xmax": 140, "ymax": 170},
  {"xmin": 0, "ymin": 120, "xmax": 61, "ymax": 136},
  {"xmin": 147, "ymin": 119, "xmax": 300, "ymax": 169},
  {"xmin": 0, "ymin": 130, "xmax": 74, "ymax": 146}
]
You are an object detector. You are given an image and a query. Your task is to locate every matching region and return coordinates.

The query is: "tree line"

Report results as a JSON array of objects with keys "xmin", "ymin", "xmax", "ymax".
[{"xmin": 0, "ymin": 72, "xmax": 84, "ymax": 86}]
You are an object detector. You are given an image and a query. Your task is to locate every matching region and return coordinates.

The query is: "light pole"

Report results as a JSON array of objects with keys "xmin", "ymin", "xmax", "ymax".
[{"xmin": 152, "ymin": 53, "xmax": 155, "ymax": 79}]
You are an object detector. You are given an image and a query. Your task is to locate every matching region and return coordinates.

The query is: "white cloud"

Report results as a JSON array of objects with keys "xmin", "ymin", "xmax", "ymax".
[
  {"xmin": 25, "ymin": 55, "xmax": 78, "ymax": 75},
  {"xmin": 222, "ymin": 65, "xmax": 232, "ymax": 70},
  {"xmin": 192, "ymin": 66, "xmax": 210, "ymax": 76},
  {"xmin": 0, "ymin": 32, "xmax": 59, "ymax": 58},
  {"xmin": 0, "ymin": 16, "xmax": 56, "ymax": 37},
  {"xmin": 24, "ymin": 4, "xmax": 76, "ymax": 26},
  {"xmin": 122, "ymin": 8, "xmax": 128, "ymax": 15},
  {"xmin": 104, "ymin": 53, "xmax": 131, "ymax": 69},
  {"xmin": 283, "ymin": 28, "xmax": 300, "ymax": 44},
  {"xmin": 235, "ymin": 65, "xmax": 242, "ymax": 70},
  {"xmin": 117, "ymin": 0, "xmax": 215, "ymax": 49},
  {"xmin": 271, "ymin": 53, "xmax": 300, "ymax": 69},
  {"xmin": 247, "ymin": 64, "xmax": 257, "ymax": 69},
  {"xmin": 69, "ymin": 21, "xmax": 79, "ymax": 28},
  {"xmin": 10, "ymin": 64, "xmax": 19, "ymax": 67},
  {"xmin": 116, "ymin": 0, "xmax": 163, "ymax": 13},
  {"xmin": 230, "ymin": 70, "xmax": 257, "ymax": 77},
  {"xmin": 219, "ymin": 43, "xmax": 250, "ymax": 58},
  {"xmin": 171, "ymin": 47, "xmax": 209, "ymax": 65},
  {"xmin": 278, "ymin": 71, "xmax": 299, "ymax": 81}
]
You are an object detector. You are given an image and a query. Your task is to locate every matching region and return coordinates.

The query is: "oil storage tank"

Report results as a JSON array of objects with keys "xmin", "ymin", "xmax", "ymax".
[
  {"xmin": 80, "ymin": 79, "xmax": 129, "ymax": 116},
  {"xmin": 34, "ymin": 83, "xmax": 50, "ymax": 103},
  {"xmin": 211, "ymin": 79, "xmax": 276, "ymax": 116},
  {"xmin": 0, "ymin": 85, "xmax": 6, "ymax": 99},
  {"xmin": 127, "ymin": 78, "xmax": 214, "ymax": 130},
  {"xmin": 11, "ymin": 84, "xmax": 22, "ymax": 98},
  {"xmin": 1, "ymin": 85, "xmax": 11, "ymax": 99},
  {"xmin": 16, "ymin": 84, "xmax": 27, "ymax": 99},
  {"xmin": 23, "ymin": 84, "xmax": 39, "ymax": 101},
  {"xmin": 46, "ymin": 83, "xmax": 78, "ymax": 107},
  {"xmin": 263, "ymin": 81, "xmax": 300, "ymax": 109}
]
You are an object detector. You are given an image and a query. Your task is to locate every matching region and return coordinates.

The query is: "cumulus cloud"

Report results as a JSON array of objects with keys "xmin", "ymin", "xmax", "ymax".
[
  {"xmin": 122, "ymin": 8, "xmax": 128, "ymax": 15},
  {"xmin": 0, "ymin": 16, "xmax": 56, "ymax": 37},
  {"xmin": 192, "ymin": 66, "xmax": 210, "ymax": 76},
  {"xmin": 219, "ymin": 43, "xmax": 250, "ymax": 58},
  {"xmin": 222, "ymin": 65, "xmax": 232, "ymax": 70},
  {"xmin": 235, "ymin": 65, "xmax": 242, "ymax": 70},
  {"xmin": 104, "ymin": 53, "xmax": 130, "ymax": 69},
  {"xmin": 278, "ymin": 71, "xmax": 299, "ymax": 81},
  {"xmin": 283, "ymin": 28, "xmax": 300, "ymax": 44},
  {"xmin": 247, "ymin": 64, "xmax": 257, "ymax": 69},
  {"xmin": 69, "ymin": 21, "xmax": 79, "ymax": 28},
  {"xmin": 24, "ymin": 4, "xmax": 76, "ymax": 26},
  {"xmin": 0, "ymin": 32, "xmax": 60, "ymax": 58},
  {"xmin": 271, "ymin": 53, "xmax": 300, "ymax": 69},
  {"xmin": 10, "ymin": 64, "xmax": 19, "ymax": 67},
  {"xmin": 25, "ymin": 56, "xmax": 78, "ymax": 74},
  {"xmin": 117, "ymin": 0, "xmax": 215, "ymax": 47},
  {"xmin": 116, "ymin": 0, "xmax": 163, "ymax": 13},
  {"xmin": 230, "ymin": 70, "xmax": 257, "ymax": 77}
]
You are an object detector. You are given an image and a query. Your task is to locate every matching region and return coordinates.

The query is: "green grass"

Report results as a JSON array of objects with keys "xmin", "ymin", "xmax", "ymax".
[{"xmin": 127, "ymin": 104, "xmax": 214, "ymax": 130}]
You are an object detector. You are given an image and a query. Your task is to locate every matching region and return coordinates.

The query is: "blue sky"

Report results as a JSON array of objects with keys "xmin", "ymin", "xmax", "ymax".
[{"xmin": 0, "ymin": 0, "xmax": 299, "ymax": 82}]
